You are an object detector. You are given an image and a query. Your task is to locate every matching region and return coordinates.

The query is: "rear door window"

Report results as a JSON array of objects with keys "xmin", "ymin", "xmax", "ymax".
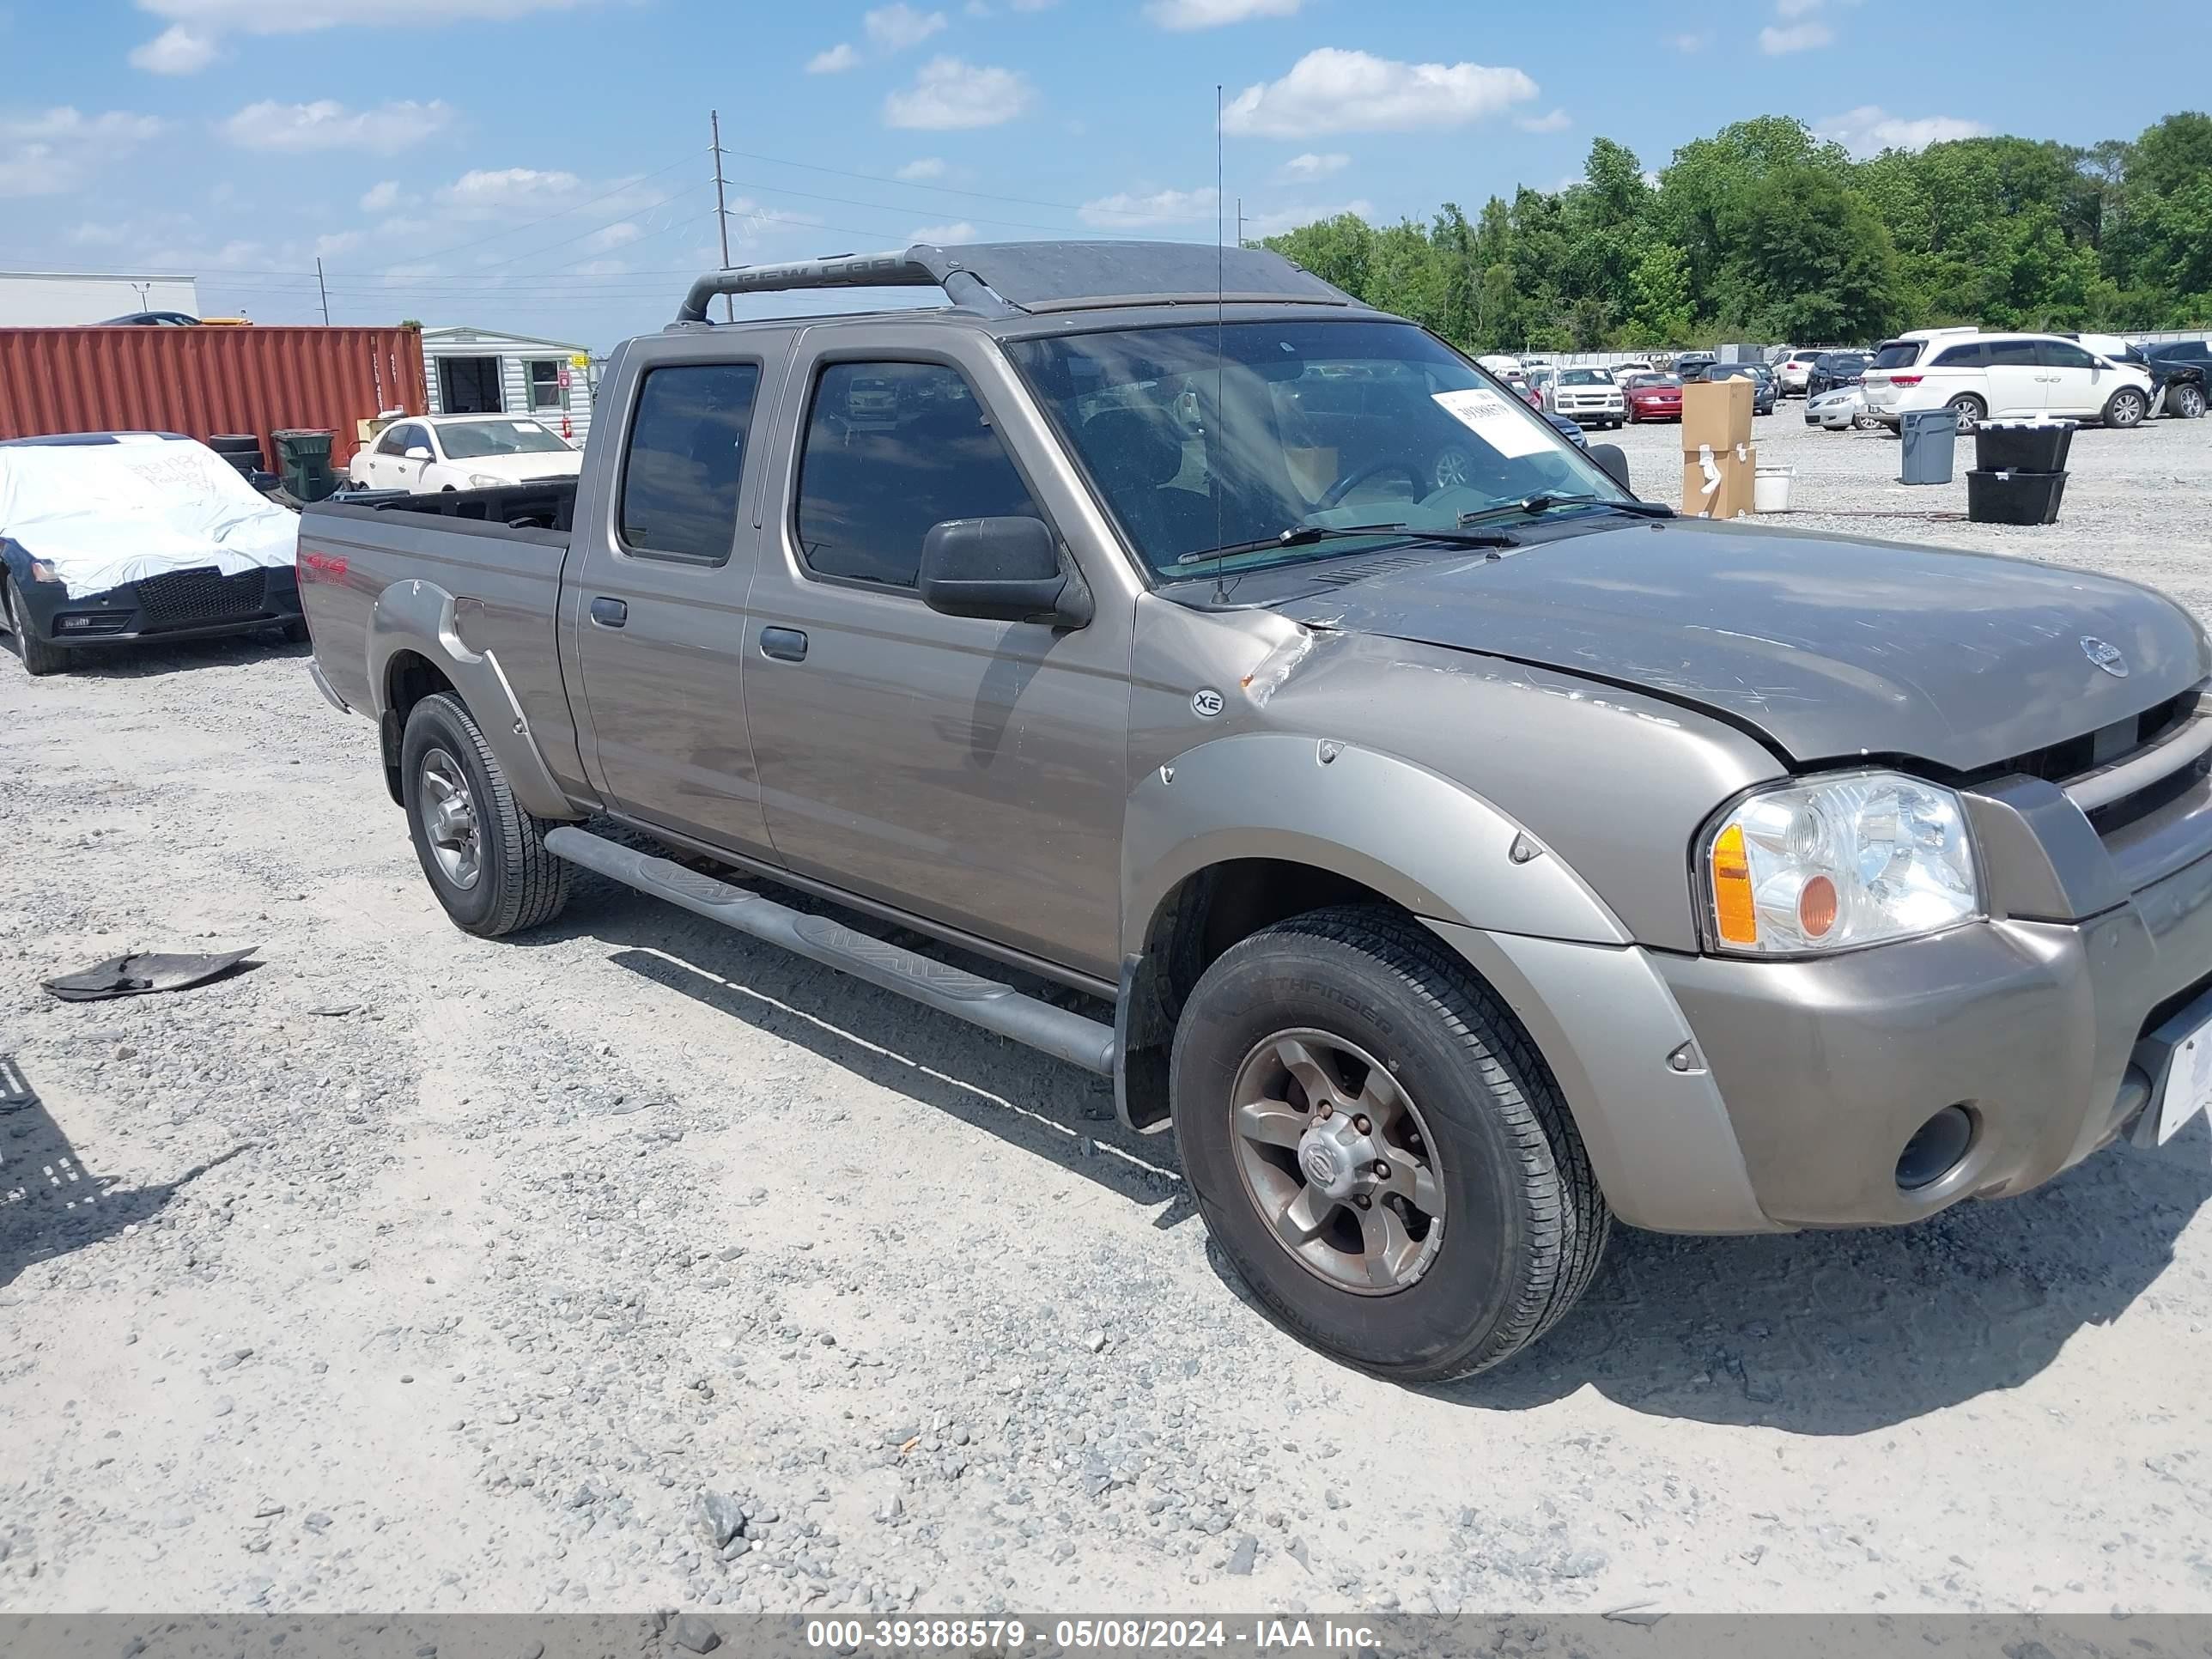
[
  {"xmin": 793, "ymin": 361, "xmax": 1042, "ymax": 591},
  {"xmin": 1932, "ymin": 343, "xmax": 1990, "ymax": 368},
  {"xmin": 617, "ymin": 362, "xmax": 762, "ymax": 565}
]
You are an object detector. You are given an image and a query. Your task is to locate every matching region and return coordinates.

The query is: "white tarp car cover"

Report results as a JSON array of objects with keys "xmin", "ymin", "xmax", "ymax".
[{"xmin": 0, "ymin": 434, "xmax": 298, "ymax": 601}]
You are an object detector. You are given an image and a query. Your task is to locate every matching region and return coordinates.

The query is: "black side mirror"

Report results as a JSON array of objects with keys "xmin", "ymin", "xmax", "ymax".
[
  {"xmin": 1588, "ymin": 442, "xmax": 1633, "ymax": 495},
  {"xmin": 919, "ymin": 516, "xmax": 1091, "ymax": 628}
]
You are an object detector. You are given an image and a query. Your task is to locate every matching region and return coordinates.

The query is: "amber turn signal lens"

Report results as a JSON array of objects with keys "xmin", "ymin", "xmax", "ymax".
[
  {"xmin": 1711, "ymin": 823, "xmax": 1757, "ymax": 945},
  {"xmin": 1797, "ymin": 873, "xmax": 1838, "ymax": 939}
]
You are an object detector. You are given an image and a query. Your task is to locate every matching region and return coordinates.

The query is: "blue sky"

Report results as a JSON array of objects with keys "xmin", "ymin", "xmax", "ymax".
[{"xmin": 4, "ymin": 0, "xmax": 2205, "ymax": 349}]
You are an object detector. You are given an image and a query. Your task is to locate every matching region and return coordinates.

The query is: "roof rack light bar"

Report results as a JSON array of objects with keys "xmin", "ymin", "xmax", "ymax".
[{"xmin": 677, "ymin": 245, "xmax": 1008, "ymax": 323}]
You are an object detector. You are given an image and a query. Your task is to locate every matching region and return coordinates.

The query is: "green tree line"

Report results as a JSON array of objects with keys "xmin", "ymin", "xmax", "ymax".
[{"xmin": 1261, "ymin": 111, "xmax": 2212, "ymax": 353}]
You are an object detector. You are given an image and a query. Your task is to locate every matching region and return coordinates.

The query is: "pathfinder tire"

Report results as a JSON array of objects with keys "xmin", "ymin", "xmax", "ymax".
[
  {"xmin": 1170, "ymin": 905, "xmax": 1608, "ymax": 1382},
  {"xmin": 399, "ymin": 691, "xmax": 570, "ymax": 938}
]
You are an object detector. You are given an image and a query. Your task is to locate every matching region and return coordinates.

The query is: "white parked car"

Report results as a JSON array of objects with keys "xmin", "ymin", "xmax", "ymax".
[
  {"xmin": 348, "ymin": 415, "xmax": 583, "ymax": 493},
  {"xmin": 1772, "ymin": 349, "xmax": 1820, "ymax": 395},
  {"xmin": 1547, "ymin": 367, "xmax": 1626, "ymax": 428},
  {"xmin": 1861, "ymin": 331, "xmax": 2156, "ymax": 431},
  {"xmin": 1805, "ymin": 385, "xmax": 1872, "ymax": 431}
]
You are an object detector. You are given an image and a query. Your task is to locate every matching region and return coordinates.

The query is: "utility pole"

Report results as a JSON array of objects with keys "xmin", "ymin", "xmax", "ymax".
[
  {"xmin": 314, "ymin": 258, "xmax": 331, "ymax": 325},
  {"xmin": 1236, "ymin": 198, "xmax": 1246, "ymax": 248},
  {"xmin": 710, "ymin": 110, "xmax": 735, "ymax": 323}
]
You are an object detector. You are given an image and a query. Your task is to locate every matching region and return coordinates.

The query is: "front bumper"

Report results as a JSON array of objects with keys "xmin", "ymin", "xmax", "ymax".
[
  {"xmin": 1438, "ymin": 782, "xmax": 2212, "ymax": 1234},
  {"xmin": 19, "ymin": 564, "xmax": 302, "ymax": 650}
]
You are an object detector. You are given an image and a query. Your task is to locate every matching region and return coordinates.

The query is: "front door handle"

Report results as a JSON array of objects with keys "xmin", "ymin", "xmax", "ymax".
[
  {"xmin": 760, "ymin": 627, "xmax": 808, "ymax": 662},
  {"xmin": 589, "ymin": 596, "xmax": 628, "ymax": 628}
]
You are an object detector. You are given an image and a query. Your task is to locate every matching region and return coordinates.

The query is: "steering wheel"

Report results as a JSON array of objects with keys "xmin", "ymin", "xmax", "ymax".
[{"xmin": 1318, "ymin": 457, "xmax": 1424, "ymax": 509}]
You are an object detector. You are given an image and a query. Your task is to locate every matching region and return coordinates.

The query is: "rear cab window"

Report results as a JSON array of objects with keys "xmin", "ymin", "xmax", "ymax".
[{"xmin": 617, "ymin": 362, "xmax": 763, "ymax": 565}]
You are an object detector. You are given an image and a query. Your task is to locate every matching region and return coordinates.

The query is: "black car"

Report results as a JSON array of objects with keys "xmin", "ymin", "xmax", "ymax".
[
  {"xmin": 1806, "ymin": 350, "xmax": 1871, "ymax": 398},
  {"xmin": 1672, "ymin": 352, "xmax": 1718, "ymax": 383},
  {"xmin": 1703, "ymin": 361, "xmax": 1777, "ymax": 415},
  {"xmin": 2140, "ymin": 341, "xmax": 2209, "ymax": 421},
  {"xmin": 96, "ymin": 310, "xmax": 204, "ymax": 325}
]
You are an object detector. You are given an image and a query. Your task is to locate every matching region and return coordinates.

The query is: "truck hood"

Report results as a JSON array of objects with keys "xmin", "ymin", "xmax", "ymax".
[{"xmin": 1275, "ymin": 518, "xmax": 2209, "ymax": 770}]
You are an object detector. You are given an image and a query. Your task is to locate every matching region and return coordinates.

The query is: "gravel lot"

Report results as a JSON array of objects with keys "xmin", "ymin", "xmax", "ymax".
[{"xmin": 3, "ymin": 410, "xmax": 2210, "ymax": 1619}]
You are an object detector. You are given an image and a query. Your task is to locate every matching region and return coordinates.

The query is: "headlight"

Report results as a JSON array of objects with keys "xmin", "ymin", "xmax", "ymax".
[
  {"xmin": 1699, "ymin": 770, "xmax": 1980, "ymax": 955},
  {"xmin": 29, "ymin": 559, "xmax": 63, "ymax": 582},
  {"xmin": 467, "ymin": 473, "xmax": 507, "ymax": 489}
]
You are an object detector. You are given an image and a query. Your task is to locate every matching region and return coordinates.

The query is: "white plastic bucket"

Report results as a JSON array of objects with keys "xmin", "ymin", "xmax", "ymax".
[{"xmin": 1754, "ymin": 465, "xmax": 1796, "ymax": 513}]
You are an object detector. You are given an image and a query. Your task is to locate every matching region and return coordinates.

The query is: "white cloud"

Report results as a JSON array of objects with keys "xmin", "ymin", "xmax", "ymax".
[
  {"xmin": 570, "ymin": 258, "xmax": 629, "ymax": 275},
  {"xmin": 130, "ymin": 24, "xmax": 216, "ymax": 72},
  {"xmin": 1817, "ymin": 105, "xmax": 1990, "ymax": 157},
  {"xmin": 222, "ymin": 98, "xmax": 453, "ymax": 154},
  {"xmin": 1010, "ymin": 0, "xmax": 1056, "ymax": 8},
  {"xmin": 359, "ymin": 179, "xmax": 405, "ymax": 212},
  {"xmin": 134, "ymin": 0, "xmax": 593, "ymax": 57},
  {"xmin": 1244, "ymin": 198, "xmax": 1373, "ymax": 239},
  {"xmin": 1759, "ymin": 20, "xmax": 1832, "ymax": 52},
  {"xmin": 1144, "ymin": 0, "xmax": 1297, "ymax": 27},
  {"xmin": 884, "ymin": 57, "xmax": 1034, "ymax": 129},
  {"xmin": 584, "ymin": 221, "xmax": 641, "ymax": 251},
  {"xmin": 0, "ymin": 107, "xmax": 165, "ymax": 198},
  {"xmin": 1224, "ymin": 48, "xmax": 1537, "ymax": 138},
  {"xmin": 896, "ymin": 156, "xmax": 946, "ymax": 180},
  {"xmin": 313, "ymin": 229, "xmax": 363, "ymax": 258},
  {"xmin": 1516, "ymin": 108, "xmax": 1571, "ymax": 133},
  {"xmin": 1776, "ymin": 0, "xmax": 1823, "ymax": 15},
  {"xmin": 1078, "ymin": 185, "xmax": 1218, "ymax": 228},
  {"xmin": 1669, "ymin": 31, "xmax": 1709, "ymax": 51},
  {"xmin": 807, "ymin": 42, "xmax": 859, "ymax": 72},
  {"xmin": 1276, "ymin": 151, "xmax": 1347, "ymax": 180},
  {"xmin": 911, "ymin": 220, "xmax": 976, "ymax": 242},
  {"xmin": 865, "ymin": 3, "xmax": 945, "ymax": 49},
  {"xmin": 435, "ymin": 166, "xmax": 586, "ymax": 213}
]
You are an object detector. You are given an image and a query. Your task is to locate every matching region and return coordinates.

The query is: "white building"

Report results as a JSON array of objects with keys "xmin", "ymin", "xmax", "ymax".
[
  {"xmin": 420, "ymin": 325, "xmax": 597, "ymax": 444},
  {"xmin": 0, "ymin": 270, "xmax": 200, "ymax": 325}
]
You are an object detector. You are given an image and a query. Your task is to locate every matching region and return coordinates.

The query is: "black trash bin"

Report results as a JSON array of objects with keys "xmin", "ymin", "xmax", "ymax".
[
  {"xmin": 1975, "ymin": 420, "xmax": 2075, "ymax": 474},
  {"xmin": 1966, "ymin": 469, "xmax": 2069, "ymax": 525},
  {"xmin": 271, "ymin": 428, "xmax": 338, "ymax": 502}
]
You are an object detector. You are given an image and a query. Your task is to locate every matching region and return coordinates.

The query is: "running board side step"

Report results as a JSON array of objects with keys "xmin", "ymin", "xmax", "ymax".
[{"xmin": 544, "ymin": 827, "xmax": 1118, "ymax": 1076}]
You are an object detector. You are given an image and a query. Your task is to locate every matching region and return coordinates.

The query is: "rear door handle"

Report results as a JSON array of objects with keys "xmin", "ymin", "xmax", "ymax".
[
  {"xmin": 590, "ymin": 596, "xmax": 628, "ymax": 628},
  {"xmin": 760, "ymin": 627, "xmax": 808, "ymax": 662}
]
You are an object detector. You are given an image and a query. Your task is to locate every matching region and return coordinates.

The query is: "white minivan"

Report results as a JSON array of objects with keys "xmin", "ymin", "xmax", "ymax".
[{"xmin": 1861, "ymin": 330, "xmax": 2155, "ymax": 431}]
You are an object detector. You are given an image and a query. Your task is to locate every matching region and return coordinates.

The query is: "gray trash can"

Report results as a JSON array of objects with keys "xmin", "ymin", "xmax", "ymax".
[{"xmin": 1899, "ymin": 408, "xmax": 1959, "ymax": 485}]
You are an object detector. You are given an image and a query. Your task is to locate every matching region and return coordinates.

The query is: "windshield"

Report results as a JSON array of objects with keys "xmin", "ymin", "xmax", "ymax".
[
  {"xmin": 1559, "ymin": 368, "xmax": 1609, "ymax": 386},
  {"xmin": 436, "ymin": 420, "xmax": 571, "ymax": 459},
  {"xmin": 1629, "ymin": 374, "xmax": 1680, "ymax": 389},
  {"xmin": 1005, "ymin": 320, "xmax": 1621, "ymax": 577}
]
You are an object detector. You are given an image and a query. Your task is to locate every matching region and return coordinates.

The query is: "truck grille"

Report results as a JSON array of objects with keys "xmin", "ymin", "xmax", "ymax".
[
  {"xmin": 2026, "ymin": 683, "xmax": 2212, "ymax": 836},
  {"xmin": 132, "ymin": 567, "xmax": 270, "ymax": 631}
]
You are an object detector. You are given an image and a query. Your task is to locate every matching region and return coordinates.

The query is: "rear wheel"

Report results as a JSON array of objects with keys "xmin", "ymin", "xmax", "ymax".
[
  {"xmin": 2103, "ymin": 387, "xmax": 2148, "ymax": 429},
  {"xmin": 3, "ymin": 576, "xmax": 68, "ymax": 677},
  {"xmin": 399, "ymin": 692, "xmax": 570, "ymax": 938},
  {"xmin": 1171, "ymin": 906, "xmax": 1609, "ymax": 1382},
  {"xmin": 1945, "ymin": 392, "xmax": 1986, "ymax": 431},
  {"xmin": 2171, "ymin": 383, "xmax": 2207, "ymax": 421}
]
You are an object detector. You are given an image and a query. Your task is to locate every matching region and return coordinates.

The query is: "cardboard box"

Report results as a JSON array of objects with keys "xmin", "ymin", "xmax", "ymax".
[
  {"xmin": 1680, "ymin": 377, "xmax": 1754, "ymax": 453},
  {"xmin": 1681, "ymin": 441, "xmax": 1756, "ymax": 519}
]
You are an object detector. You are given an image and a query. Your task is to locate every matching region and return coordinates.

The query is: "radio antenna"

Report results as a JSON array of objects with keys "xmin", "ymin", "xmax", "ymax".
[{"xmin": 1212, "ymin": 82, "xmax": 1227, "ymax": 605}]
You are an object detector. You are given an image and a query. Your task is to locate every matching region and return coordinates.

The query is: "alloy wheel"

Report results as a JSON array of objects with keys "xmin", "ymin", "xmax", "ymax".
[
  {"xmin": 1228, "ymin": 1028, "xmax": 1446, "ymax": 1296},
  {"xmin": 418, "ymin": 747, "xmax": 483, "ymax": 890}
]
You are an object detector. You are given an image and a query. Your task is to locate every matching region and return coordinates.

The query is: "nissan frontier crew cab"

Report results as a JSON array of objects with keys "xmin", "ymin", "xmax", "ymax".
[{"xmin": 299, "ymin": 242, "xmax": 2212, "ymax": 1381}]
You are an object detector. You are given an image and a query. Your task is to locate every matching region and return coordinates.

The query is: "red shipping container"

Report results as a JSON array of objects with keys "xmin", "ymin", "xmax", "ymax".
[{"xmin": 0, "ymin": 325, "xmax": 426, "ymax": 470}]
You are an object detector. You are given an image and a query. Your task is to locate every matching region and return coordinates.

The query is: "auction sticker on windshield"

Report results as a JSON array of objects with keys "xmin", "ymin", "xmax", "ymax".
[{"xmin": 1432, "ymin": 387, "xmax": 1549, "ymax": 459}]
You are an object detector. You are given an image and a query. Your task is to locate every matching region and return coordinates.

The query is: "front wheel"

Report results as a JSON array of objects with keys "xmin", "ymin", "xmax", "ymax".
[
  {"xmin": 1170, "ymin": 906, "xmax": 1609, "ymax": 1382},
  {"xmin": 2103, "ymin": 387, "xmax": 2148, "ymax": 429},
  {"xmin": 3, "ymin": 576, "xmax": 68, "ymax": 677},
  {"xmin": 399, "ymin": 692, "xmax": 571, "ymax": 938}
]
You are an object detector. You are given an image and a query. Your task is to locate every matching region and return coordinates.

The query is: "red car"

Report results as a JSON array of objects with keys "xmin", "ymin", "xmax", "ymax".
[{"xmin": 1624, "ymin": 373, "xmax": 1682, "ymax": 423}]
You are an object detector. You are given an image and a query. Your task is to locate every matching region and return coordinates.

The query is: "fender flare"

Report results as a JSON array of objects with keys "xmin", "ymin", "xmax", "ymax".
[
  {"xmin": 1121, "ymin": 731, "xmax": 1631, "ymax": 956},
  {"xmin": 366, "ymin": 578, "xmax": 577, "ymax": 821}
]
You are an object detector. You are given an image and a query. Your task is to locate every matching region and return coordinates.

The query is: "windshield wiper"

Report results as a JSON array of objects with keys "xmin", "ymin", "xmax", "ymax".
[
  {"xmin": 1173, "ymin": 522, "xmax": 1510, "ymax": 567},
  {"xmin": 1456, "ymin": 493, "xmax": 1673, "ymax": 527}
]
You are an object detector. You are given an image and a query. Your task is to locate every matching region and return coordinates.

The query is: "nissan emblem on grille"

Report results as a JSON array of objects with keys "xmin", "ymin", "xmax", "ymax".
[{"xmin": 2081, "ymin": 637, "xmax": 2129, "ymax": 678}]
